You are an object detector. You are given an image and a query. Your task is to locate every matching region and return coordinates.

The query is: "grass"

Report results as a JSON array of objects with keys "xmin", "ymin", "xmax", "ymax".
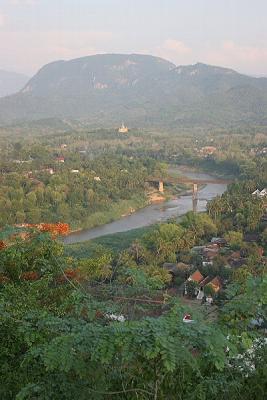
[
  {"xmin": 64, "ymin": 225, "xmax": 154, "ymax": 258},
  {"xmin": 69, "ymin": 195, "xmax": 148, "ymax": 231}
]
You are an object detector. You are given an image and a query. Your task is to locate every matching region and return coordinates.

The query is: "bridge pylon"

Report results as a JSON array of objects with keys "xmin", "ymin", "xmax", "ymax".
[
  {"xmin": 192, "ymin": 183, "xmax": 198, "ymax": 199},
  {"xmin": 158, "ymin": 181, "xmax": 164, "ymax": 193}
]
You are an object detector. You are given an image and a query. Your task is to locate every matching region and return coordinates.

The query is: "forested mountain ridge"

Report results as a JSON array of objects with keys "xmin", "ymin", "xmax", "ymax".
[
  {"xmin": 0, "ymin": 69, "xmax": 29, "ymax": 98},
  {"xmin": 1, "ymin": 53, "xmax": 267, "ymax": 128}
]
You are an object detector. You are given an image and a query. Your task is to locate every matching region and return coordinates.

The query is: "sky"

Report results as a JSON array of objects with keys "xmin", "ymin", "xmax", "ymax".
[{"xmin": 0, "ymin": 0, "xmax": 267, "ymax": 77}]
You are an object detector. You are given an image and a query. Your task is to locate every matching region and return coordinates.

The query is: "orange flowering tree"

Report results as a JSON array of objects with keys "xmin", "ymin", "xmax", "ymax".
[{"xmin": 0, "ymin": 224, "xmax": 70, "ymax": 283}]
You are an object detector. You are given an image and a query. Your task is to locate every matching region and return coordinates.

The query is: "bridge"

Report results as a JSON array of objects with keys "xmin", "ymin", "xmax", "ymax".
[{"xmin": 146, "ymin": 176, "xmax": 232, "ymax": 199}]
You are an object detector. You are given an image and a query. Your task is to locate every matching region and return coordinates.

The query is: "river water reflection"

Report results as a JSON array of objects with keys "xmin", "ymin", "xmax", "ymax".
[{"xmin": 64, "ymin": 169, "xmax": 228, "ymax": 244}]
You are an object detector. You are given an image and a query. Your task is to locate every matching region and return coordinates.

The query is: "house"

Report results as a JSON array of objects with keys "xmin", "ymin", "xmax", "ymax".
[
  {"xmin": 202, "ymin": 249, "xmax": 218, "ymax": 266},
  {"xmin": 206, "ymin": 295, "xmax": 213, "ymax": 305},
  {"xmin": 252, "ymin": 188, "xmax": 267, "ymax": 198},
  {"xmin": 200, "ymin": 146, "xmax": 217, "ymax": 155},
  {"xmin": 206, "ymin": 276, "xmax": 222, "ymax": 293},
  {"xmin": 260, "ymin": 188, "xmax": 267, "ymax": 197},
  {"xmin": 252, "ymin": 189, "xmax": 261, "ymax": 197},
  {"xmin": 71, "ymin": 169, "xmax": 80, "ymax": 173},
  {"xmin": 184, "ymin": 270, "xmax": 204, "ymax": 296},
  {"xmin": 187, "ymin": 270, "xmax": 204, "ymax": 283},
  {"xmin": 191, "ymin": 246, "xmax": 205, "ymax": 255},
  {"xmin": 186, "ymin": 271, "xmax": 222, "ymax": 300},
  {"xmin": 94, "ymin": 176, "xmax": 101, "ymax": 182},
  {"xmin": 228, "ymin": 251, "xmax": 246, "ymax": 268},
  {"xmin": 203, "ymin": 248, "xmax": 219, "ymax": 257},
  {"xmin": 211, "ymin": 237, "xmax": 227, "ymax": 247},
  {"xmin": 197, "ymin": 276, "xmax": 222, "ymax": 300},
  {"xmin": 205, "ymin": 243, "xmax": 220, "ymax": 250},
  {"xmin": 202, "ymin": 261, "xmax": 214, "ymax": 267},
  {"xmin": 163, "ymin": 262, "xmax": 190, "ymax": 277},
  {"xmin": 41, "ymin": 168, "xmax": 54, "ymax": 175},
  {"xmin": 56, "ymin": 156, "xmax": 65, "ymax": 163},
  {"xmin": 244, "ymin": 233, "xmax": 260, "ymax": 243},
  {"xmin": 163, "ymin": 262, "xmax": 191, "ymax": 283},
  {"xmin": 118, "ymin": 123, "xmax": 128, "ymax": 133},
  {"xmin": 196, "ymin": 276, "xmax": 211, "ymax": 300}
]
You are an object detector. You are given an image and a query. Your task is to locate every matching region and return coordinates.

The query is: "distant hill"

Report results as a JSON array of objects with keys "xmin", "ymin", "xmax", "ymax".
[
  {"xmin": 0, "ymin": 70, "xmax": 29, "ymax": 98},
  {"xmin": 0, "ymin": 54, "xmax": 267, "ymax": 129}
]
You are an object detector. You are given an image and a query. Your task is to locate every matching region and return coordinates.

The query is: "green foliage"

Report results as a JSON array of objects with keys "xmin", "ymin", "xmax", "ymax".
[
  {"xmin": 0, "ymin": 154, "xmax": 153, "ymax": 229},
  {"xmin": 0, "ymin": 232, "xmax": 64, "ymax": 281},
  {"xmin": 204, "ymin": 284, "xmax": 215, "ymax": 297},
  {"xmin": 208, "ymin": 182, "xmax": 265, "ymax": 234},
  {"xmin": 181, "ymin": 212, "xmax": 217, "ymax": 240},
  {"xmin": 64, "ymin": 226, "xmax": 154, "ymax": 258},
  {"xmin": 143, "ymin": 222, "xmax": 185, "ymax": 261},
  {"xmin": 220, "ymin": 276, "xmax": 267, "ymax": 333},
  {"xmin": 0, "ymin": 127, "xmax": 267, "ymax": 399},
  {"xmin": 186, "ymin": 280, "xmax": 198, "ymax": 298},
  {"xmin": 78, "ymin": 250, "xmax": 113, "ymax": 282},
  {"xmin": 224, "ymin": 231, "xmax": 244, "ymax": 249},
  {"xmin": 0, "ymin": 225, "xmax": 266, "ymax": 399}
]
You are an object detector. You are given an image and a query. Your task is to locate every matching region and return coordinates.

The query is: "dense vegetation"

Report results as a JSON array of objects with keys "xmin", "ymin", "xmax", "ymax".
[
  {"xmin": 0, "ymin": 195, "xmax": 266, "ymax": 399},
  {"xmin": 0, "ymin": 125, "xmax": 266, "ymax": 399},
  {"xmin": 1, "ymin": 125, "xmax": 266, "ymax": 231},
  {"xmin": 0, "ymin": 146, "xmax": 164, "ymax": 229}
]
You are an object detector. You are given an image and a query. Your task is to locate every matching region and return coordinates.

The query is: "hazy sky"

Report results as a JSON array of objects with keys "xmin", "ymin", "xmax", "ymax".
[{"xmin": 0, "ymin": 0, "xmax": 267, "ymax": 77}]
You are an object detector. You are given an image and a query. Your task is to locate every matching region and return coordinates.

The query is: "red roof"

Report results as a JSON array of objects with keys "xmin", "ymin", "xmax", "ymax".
[
  {"xmin": 208, "ymin": 276, "xmax": 222, "ymax": 292},
  {"xmin": 199, "ymin": 276, "xmax": 211, "ymax": 287},
  {"xmin": 189, "ymin": 270, "xmax": 204, "ymax": 283}
]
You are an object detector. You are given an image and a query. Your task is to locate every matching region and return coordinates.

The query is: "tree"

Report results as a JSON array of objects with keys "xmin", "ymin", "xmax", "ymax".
[
  {"xmin": 181, "ymin": 212, "xmax": 217, "ymax": 240},
  {"xmin": 186, "ymin": 280, "xmax": 198, "ymax": 298},
  {"xmin": 224, "ymin": 231, "xmax": 244, "ymax": 250},
  {"xmin": 204, "ymin": 284, "xmax": 215, "ymax": 297},
  {"xmin": 78, "ymin": 251, "xmax": 113, "ymax": 282},
  {"xmin": 143, "ymin": 223, "xmax": 185, "ymax": 262}
]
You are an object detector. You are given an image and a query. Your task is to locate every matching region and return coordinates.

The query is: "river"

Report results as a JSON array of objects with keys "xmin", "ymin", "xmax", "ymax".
[{"xmin": 63, "ymin": 168, "xmax": 228, "ymax": 244}]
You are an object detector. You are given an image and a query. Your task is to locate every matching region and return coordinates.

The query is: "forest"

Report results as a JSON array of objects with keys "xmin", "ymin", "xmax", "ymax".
[
  {"xmin": 0, "ymin": 126, "xmax": 266, "ymax": 398},
  {"xmin": 0, "ymin": 137, "xmax": 164, "ymax": 229},
  {"xmin": 0, "ymin": 126, "xmax": 266, "ymax": 230}
]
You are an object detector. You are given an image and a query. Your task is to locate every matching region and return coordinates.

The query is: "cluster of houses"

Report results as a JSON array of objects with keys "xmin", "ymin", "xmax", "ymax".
[
  {"xmin": 185, "ymin": 270, "xmax": 222, "ymax": 304},
  {"xmin": 250, "ymin": 147, "xmax": 267, "ymax": 156},
  {"xmin": 252, "ymin": 188, "xmax": 267, "ymax": 198},
  {"xmin": 191, "ymin": 237, "xmax": 227, "ymax": 266},
  {"xmin": 163, "ymin": 234, "xmax": 265, "ymax": 304},
  {"xmin": 56, "ymin": 156, "xmax": 65, "ymax": 163}
]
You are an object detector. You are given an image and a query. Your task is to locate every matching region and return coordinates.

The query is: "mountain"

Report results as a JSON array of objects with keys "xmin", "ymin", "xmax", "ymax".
[
  {"xmin": 1, "ymin": 54, "xmax": 267, "ymax": 129},
  {"xmin": 0, "ymin": 70, "xmax": 29, "ymax": 98}
]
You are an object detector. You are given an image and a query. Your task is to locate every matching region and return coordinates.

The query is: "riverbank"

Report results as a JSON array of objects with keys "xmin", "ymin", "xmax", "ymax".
[
  {"xmin": 175, "ymin": 163, "xmax": 237, "ymax": 181},
  {"xmin": 68, "ymin": 195, "xmax": 148, "ymax": 233},
  {"xmin": 148, "ymin": 191, "xmax": 166, "ymax": 203},
  {"xmin": 64, "ymin": 225, "xmax": 154, "ymax": 258},
  {"xmin": 67, "ymin": 191, "xmax": 169, "ymax": 235},
  {"xmin": 66, "ymin": 166, "xmax": 199, "ymax": 235},
  {"xmin": 63, "ymin": 166, "xmax": 229, "ymax": 245}
]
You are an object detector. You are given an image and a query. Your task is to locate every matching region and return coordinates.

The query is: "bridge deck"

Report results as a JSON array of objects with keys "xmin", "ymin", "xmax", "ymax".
[{"xmin": 147, "ymin": 176, "xmax": 232, "ymax": 185}]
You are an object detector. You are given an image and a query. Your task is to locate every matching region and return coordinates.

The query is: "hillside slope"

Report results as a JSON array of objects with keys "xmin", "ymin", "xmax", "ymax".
[{"xmin": 0, "ymin": 54, "xmax": 267, "ymax": 129}]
